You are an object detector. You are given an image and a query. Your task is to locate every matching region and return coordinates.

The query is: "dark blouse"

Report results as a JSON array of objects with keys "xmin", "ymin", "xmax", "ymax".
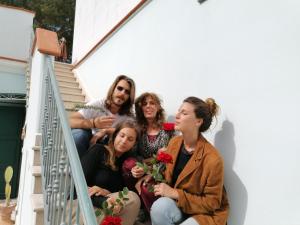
[
  {"xmin": 81, "ymin": 144, "xmax": 131, "ymax": 207},
  {"xmin": 171, "ymin": 145, "xmax": 193, "ymax": 186}
]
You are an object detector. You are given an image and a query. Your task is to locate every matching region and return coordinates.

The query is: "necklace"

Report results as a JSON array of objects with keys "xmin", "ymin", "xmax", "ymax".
[{"xmin": 184, "ymin": 143, "xmax": 196, "ymax": 153}]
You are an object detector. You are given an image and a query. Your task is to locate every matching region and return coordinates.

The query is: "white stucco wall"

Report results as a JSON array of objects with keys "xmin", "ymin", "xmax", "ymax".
[
  {"xmin": 72, "ymin": 0, "xmax": 141, "ymax": 64},
  {"xmin": 15, "ymin": 49, "xmax": 48, "ymax": 225},
  {"xmin": 73, "ymin": 0, "xmax": 300, "ymax": 224},
  {"xmin": 0, "ymin": 5, "xmax": 34, "ymax": 61},
  {"xmin": 0, "ymin": 60, "xmax": 26, "ymax": 93}
]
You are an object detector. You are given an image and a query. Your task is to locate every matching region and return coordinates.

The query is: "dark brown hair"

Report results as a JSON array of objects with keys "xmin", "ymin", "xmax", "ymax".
[
  {"xmin": 183, "ymin": 96, "xmax": 219, "ymax": 132},
  {"xmin": 105, "ymin": 75, "xmax": 136, "ymax": 116},
  {"xmin": 135, "ymin": 92, "xmax": 166, "ymax": 131},
  {"xmin": 105, "ymin": 120, "xmax": 139, "ymax": 170}
]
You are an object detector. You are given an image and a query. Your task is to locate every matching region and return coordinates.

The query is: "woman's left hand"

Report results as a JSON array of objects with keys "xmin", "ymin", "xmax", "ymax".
[
  {"xmin": 153, "ymin": 183, "xmax": 179, "ymax": 199},
  {"xmin": 88, "ymin": 186, "xmax": 111, "ymax": 197}
]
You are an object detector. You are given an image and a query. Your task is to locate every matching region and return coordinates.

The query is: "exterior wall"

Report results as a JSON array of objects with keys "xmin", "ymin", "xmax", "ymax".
[
  {"xmin": 0, "ymin": 5, "xmax": 34, "ymax": 61},
  {"xmin": 72, "ymin": 0, "xmax": 141, "ymax": 64},
  {"xmin": 0, "ymin": 5, "xmax": 34, "ymax": 94},
  {"xmin": 15, "ymin": 48, "xmax": 46, "ymax": 225},
  {"xmin": 0, "ymin": 60, "xmax": 26, "ymax": 93},
  {"xmin": 72, "ymin": 0, "xmax": 300, "ymax": 225}
]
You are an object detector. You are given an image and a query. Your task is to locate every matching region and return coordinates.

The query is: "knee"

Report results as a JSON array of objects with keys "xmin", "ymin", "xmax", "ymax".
[
  {"xmin": 72, "ymin": 129, "xmax": 91, "ymax": 144},
  {"xmin": 151, "ymin": 197, "xmax": 181, "ymax": 224},
  {"xmin": 151, "ymin": 197, "xmax": 174, "ymax": 214},
  {"xmin": 127, "ymin": 191, "xmax": 141, "ymax": 210}
]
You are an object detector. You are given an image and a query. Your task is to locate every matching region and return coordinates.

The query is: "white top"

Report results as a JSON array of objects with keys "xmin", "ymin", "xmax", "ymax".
[{"xmin": 78, "ymin": 99, "xmax": 130, "ymax": 134}]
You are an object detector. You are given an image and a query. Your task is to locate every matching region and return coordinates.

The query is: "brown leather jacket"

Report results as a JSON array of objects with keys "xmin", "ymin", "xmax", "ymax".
[{"xmin": 164, "ymin": 135, "xmax": 229, "ymax": 225}]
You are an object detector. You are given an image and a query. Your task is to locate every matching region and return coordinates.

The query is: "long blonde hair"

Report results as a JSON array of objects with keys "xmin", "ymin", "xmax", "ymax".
[{"xmin": 104, "ymin": 120, "xmax": 139, "ymax": 170}]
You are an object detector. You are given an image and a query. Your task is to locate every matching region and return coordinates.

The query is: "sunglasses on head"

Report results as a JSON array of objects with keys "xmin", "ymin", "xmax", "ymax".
[{"xmin": 116, "ymin": 86, "xmax": 130, "ymax": 95}]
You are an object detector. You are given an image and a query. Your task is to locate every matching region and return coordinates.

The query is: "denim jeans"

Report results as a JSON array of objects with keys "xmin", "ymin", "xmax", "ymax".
[
  {"xmin": 150, "ymin": 197, "xmax": 199, "ymax": 225},
  {"xmin": 71, "ymin": 128, "xmax": 92, "ymax": 158}
]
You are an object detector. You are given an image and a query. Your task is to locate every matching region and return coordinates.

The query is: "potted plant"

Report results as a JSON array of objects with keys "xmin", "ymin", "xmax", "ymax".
[{"xmin": 0, "ymin": 166, "xmax": 16, "ymax": 222}]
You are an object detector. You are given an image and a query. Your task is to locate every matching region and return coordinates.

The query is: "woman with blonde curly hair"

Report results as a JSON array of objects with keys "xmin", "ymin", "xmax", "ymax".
[{"xmin": 122, "ymin": 92, "xmax": 175, "ymax": 217}]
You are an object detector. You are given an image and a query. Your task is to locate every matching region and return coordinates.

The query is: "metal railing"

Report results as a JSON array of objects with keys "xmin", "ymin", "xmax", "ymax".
[{"xmin": 40, "ymin": 56, "xmax": 97, "ymax": 225}]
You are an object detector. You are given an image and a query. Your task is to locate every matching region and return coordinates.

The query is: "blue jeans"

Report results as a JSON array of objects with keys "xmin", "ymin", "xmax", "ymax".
[
  {"xmin": 150, "ymin": 197, "xmax": 199, "ymax": 225},
  {"xmin": 71, "ymin": 129, "xmax": 92, "ymax": 158}
]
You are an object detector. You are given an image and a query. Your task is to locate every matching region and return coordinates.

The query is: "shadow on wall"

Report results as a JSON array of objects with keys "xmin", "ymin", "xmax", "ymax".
[{"xmin": 214, "ymin": 120, "xmax": 248, "ymax": 225}]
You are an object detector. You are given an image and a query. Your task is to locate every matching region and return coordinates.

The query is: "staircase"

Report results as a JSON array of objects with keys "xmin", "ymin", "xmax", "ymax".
[
  {"xmin": 54, "ymin": 61, "xmax": 86, "ymax": 112},
  {"xmin": 29, "ymin": 62, "xmax": 86, "ymax": 225}
]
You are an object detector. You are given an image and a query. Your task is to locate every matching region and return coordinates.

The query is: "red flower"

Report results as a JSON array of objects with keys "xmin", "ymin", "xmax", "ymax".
[
  {"xmin": 156, "ymin": 152, "xmax": 173, "ymax": 164},
  {"xmin": 100, "ymin": 216, "xmax": 122, "ymax": 225},
  {"xmin": 163, "ymin": 123, "xmax": 175, "ymax": 131}
]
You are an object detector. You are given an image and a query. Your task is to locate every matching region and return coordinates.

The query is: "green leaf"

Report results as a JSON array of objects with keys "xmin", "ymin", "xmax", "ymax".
[
  {"xmin": 150, "ymin": 158, "xmax": 157, "ymax": 165},
  {"xmin": 123, "ymin": 187, "xmax": 129, "ymax": 195},
  {"xmin": 102, "ymin": 201, "xmax": 108, "ymax": 209},
  {"xmin": 136, "ymin": 162, "xmax": 144, "ymax": 168},
  {"xmin": 118, "ymin": 191, "xmax": 123, "ymax": 199},
  {"xmin": 95, "ymin": 209, "xmax": 102, "ymax": 217},
  {"xmin": 148, "ymin": 185, "xmax": 154, "ymax": 192},
  {"xmin": 136, "ymin": 162, "xmax": 148, "ymax": 173}
]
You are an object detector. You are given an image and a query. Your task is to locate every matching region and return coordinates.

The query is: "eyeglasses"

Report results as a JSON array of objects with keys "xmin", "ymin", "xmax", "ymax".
[{"xmin": 116, "ymin": 86, "xmax": 130, "ymax": 95}]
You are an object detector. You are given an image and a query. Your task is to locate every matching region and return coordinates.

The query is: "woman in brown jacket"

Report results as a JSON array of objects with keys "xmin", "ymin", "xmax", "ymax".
[{"xmin": 150, "ymin": 97, "xmax": 229, "ymax": 225}]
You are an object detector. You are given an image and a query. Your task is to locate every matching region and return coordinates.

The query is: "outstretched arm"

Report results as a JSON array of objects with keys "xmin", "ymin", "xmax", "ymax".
[{"xmin": 69, "ymin": 112, "xmax": 94, "ymax": 129}]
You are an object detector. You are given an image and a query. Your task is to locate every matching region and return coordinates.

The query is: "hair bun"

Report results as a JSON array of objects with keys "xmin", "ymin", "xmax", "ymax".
[{"xmin": 205, "ymin": 98, "xmax": 219, "ymax": 117}]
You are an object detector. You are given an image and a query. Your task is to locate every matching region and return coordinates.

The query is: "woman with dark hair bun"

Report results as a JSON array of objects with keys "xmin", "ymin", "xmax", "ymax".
[{"xmin": 150, "ymin": 96, "xmax": 229, "ymax": 225}]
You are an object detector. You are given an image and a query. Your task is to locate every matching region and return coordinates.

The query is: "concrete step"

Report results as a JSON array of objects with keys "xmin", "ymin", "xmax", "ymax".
[
  {"xmin": 55, "ymin": 70, "xmax": 74, "ymax": 78},
  {"xmin": 57, "ymin": 80, "xmax": 79, "ymax": 88},
  {"xmin": 54, "ymin": 62, "xmax": 72, "ymax": 69},
  {"xmin": 31, "ymin": 194, "xmax": 44, "ymax": 225},
  {"xmin": 61, "ymin": 92, "xmax": 85, "ymax": 102},
  {"xmin": 54, "ymin": 66, "xmax": 72, "ymax": 73},
  {"xmin": 32, "ymin": 166, "xmax": 42, "ymax": 194},
  {"xmin": 59, "ymin": 85, "xmax": 82, "ymax": 95},
  {"xmin": 33, "ymin": 146, "xmax": 41, "ymax": 166},
  {"xmin": 56, "ymin": 75, "xmax": 76, "ymax": 83}
]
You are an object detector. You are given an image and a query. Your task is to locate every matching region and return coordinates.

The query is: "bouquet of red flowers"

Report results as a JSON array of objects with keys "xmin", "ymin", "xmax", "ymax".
[
  {"xmin": 101, "ymin": 216, "xmax": 122, "ymax": 225},
  {"xmin": 136, "ymin": 152, "xmax": 173, "ymax": 191}
]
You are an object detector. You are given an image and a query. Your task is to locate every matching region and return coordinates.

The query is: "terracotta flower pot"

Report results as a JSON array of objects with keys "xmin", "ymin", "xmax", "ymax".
[{"xmin": 0, "ymin": 202, "xmax": 16, "ymax": 222}]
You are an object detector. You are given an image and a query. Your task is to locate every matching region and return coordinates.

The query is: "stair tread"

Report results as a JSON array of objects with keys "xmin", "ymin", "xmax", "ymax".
[
  {"xmin": 60, "ymin": 90, "xmax": 84, "ymax": 96},
  {"xmin": 31, "ymin": 194, "xmax": 44, "ymax": 212},
  {"xmin": 32, "ymin": 166, "xmax": 41, "ymax": 176},
  {"xmin": 32, "ymin": 146, "xmax": 40, "ymax": 151}
]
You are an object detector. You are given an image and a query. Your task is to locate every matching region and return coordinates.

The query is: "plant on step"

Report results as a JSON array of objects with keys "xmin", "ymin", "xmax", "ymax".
[
  {"xmin": 95, "ymin": 187, "xmax": 129, "ymax": 225},
  {"xmin": 71, "ymin": 103, "xmax": 107, "ymax": 114},
  {"xmin": 4, "ymin": 166, "xmax": 13, "ymax": 206}
]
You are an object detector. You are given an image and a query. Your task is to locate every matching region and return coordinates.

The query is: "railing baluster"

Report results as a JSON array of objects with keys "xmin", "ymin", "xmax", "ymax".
[{"xmin": 39, "ymin": 56, "xmax": 97, "ymax": 225}]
